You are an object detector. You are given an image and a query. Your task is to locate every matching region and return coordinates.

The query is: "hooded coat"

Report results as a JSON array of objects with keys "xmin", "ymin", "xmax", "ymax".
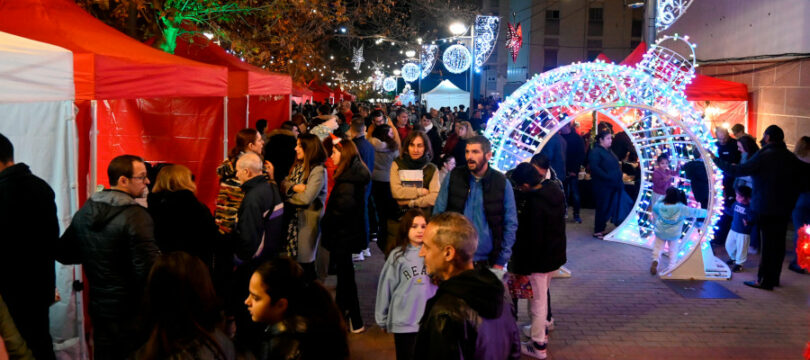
[
  {"xmin": 511, "ymin": 178, "xmax": 568, "ymax": 275},
  {"xmin": 652, "ymin": 201, "xmax": 708, "ymax": 241},
  {"xmin": 57, "ymin": 189, "xmax": 159, "ymax": 320},
  {"xmin": 321, "ymin": 156, "xmax": 371, "ymax": 254},
  {"xmin": 414, "ymin": 268, "xmax": 521, "ymax": 360}
]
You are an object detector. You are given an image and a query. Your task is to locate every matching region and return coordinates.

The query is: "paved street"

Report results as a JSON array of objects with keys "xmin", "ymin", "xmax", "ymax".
[{"xmin": 326, "ymin": 209, "xmax": 810, "ymax": 360}]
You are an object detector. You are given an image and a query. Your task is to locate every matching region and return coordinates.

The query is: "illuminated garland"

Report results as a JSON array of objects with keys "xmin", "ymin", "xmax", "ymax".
[
  {"xmin": 382, "ymin": 76, "xmax": 397, "ymax": 92},
  {"xmin": 484, "ymin": 36, "xmax": 725, "ymax": 278},
  {"xmin": 473, "ymin": 15, "xmax": 500, "ymax": 73},
  {"xmin": 657, "ymin": 0, "xmax": 695, "ymax": 32}
]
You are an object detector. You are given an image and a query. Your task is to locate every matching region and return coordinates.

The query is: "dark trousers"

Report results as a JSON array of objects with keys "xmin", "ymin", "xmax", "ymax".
[
  {"xmin": 757, "ymin": 214, "xmax": 789, "ymax": 287},
  {"xmin": 372, "ymin": 181, "xmax": 395, "ymax": 253},
  {"xmin": 564, "ymin": 175, "xmax": 581, "ymax": 216},
  {"xmin": 334, "ymin": 251, "xmax": 363, "ymax": 328},
  {"xmin": 593, "ymin": 185, "xmax": 615, "ymax": 233},
  {"xmin": 394, "ymin": 332, "xmax": 418, "ymax": 360},
  {"xmin": 92, "ymin": 315, "xmax": 142, "ymax": 360},
  {"xmin": 4, "ymin": 298, "xmax": 55, "ymax": 360}
]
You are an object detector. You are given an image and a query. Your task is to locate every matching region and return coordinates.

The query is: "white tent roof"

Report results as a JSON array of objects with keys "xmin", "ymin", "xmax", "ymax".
[
  {"xmin": 0, "ymin": 31, "xmax": 73, "ymax": 103},
  {"xmin": 424, "ymin": 79, "xmax": 467, "ymax": 95},
  {"xmin": 423, "ymin": 79, "xmax": 469, "ymax": 110}
]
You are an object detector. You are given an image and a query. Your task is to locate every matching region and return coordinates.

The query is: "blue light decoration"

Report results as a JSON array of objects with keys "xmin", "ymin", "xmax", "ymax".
[
  {"xmin": 382, "ymin": 76, "xmax": 397, "ymax": 92},
  {"xmin": 484, "ymin": 35, "xmax": 730, "ymax": 280},
  {"xmin": 443, "ymin": 44, "xmax": 472, "ymax": 74},
  {"xmin": 401, "ymin": 62, "xmax": 421, "ymax": 83},
  {"xmin": 657, "ymin": 0, "xmax": 695, "ymax": 32},
  {"xmin": 473, "ymin": 15, "xmax": 500, "ymax": 73},
  {"xmin": 420, "ymin": 44, "xmax": 439, "ymax": 79}
]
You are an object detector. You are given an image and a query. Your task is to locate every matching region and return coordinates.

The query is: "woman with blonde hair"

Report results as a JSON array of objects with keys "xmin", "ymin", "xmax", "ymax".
[
  {"xmin": 147, "ymin": 165, "xmax": 219, "ymax": 272},
  {"xmin": 449, "ymin": 120, "xmax": 474, "ymax": 167}
]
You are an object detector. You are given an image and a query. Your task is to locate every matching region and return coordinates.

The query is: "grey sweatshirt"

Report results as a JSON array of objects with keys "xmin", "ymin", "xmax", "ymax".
[{"xmin": 375, "ymin": 244, "xmax": 437, "ymax": 333}]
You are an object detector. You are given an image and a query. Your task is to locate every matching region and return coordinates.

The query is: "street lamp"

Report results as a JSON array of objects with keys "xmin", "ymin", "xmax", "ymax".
[
  {"xmin": 449, "ymin": 22, "xmax": 467, "ymax": 36},
  {"xmin": 447, "ymin": 21, "xmax": 474, "ymax": 111},
  {"xmin": 405, "ymin": 50, "xmax": 416, "ymax": 58},
  {"xmin": 393, "ymin": 69, "xmax": 402, "ymax": 76}
]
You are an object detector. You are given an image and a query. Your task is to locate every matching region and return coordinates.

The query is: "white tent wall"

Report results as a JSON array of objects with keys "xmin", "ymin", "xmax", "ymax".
[
  {"xmin": 423, "ymin": 80, "xmax": 470, "ymax": 111},
  {"xmin": 0, "ymin": 31, "xmax": 87, "ymax": 359}
]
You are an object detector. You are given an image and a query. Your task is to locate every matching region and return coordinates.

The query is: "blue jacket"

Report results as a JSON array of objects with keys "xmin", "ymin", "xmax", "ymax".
[
  {"xmin": 375, "ymin": 245, "xmax": 437, "ymax": 333},
  {"xmin": 730, "ymin": 201, "xmax": 755, "ymax": 235},
  {"xmin": 434, "ymin": 173, "xmax": 518, "ymax": 266},
  {"xmin": 652, "ymin": 201, "xmax": 708, "ymax": 241}
]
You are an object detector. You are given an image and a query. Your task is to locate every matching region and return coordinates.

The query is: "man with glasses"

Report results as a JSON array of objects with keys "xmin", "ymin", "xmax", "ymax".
[{"xmin": 57, "ymin": 154, "xmax": 159, "ymax": 359}]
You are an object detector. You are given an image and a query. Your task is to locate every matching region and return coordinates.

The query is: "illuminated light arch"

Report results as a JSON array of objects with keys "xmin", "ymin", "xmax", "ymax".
[{"xmin": 485, "ymin": 38, "xmax": 730, "ymax": 280}]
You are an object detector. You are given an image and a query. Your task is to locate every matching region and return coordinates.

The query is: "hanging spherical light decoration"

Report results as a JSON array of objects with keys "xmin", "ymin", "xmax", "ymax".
[
  {"xmin": 443, "ymin": 44, "xmax": 472, "ymax": 74},
  {"xmin": 383, "ymin": 77, "xmax": 397, "ymax": 92},
  {"xmin": 401, "ymin": 63, "xmax": 420, "ymax": 82}
]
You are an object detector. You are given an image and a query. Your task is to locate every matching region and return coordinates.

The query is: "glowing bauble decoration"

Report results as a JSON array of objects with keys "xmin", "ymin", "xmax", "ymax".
[
  {"xmin": 401, "ymin": 63, "xmax": 420, "ymax": 83},
  {"xmin": 797, "ymin": 225, "xmax": 810, "ymax": 271},
  {"xmin": 443, "ymin": 44, "xmax": 472, "ymax": 74},
  {"xmin": 382, "ymin": 77, "xmax": 397, "ymax": 92}
]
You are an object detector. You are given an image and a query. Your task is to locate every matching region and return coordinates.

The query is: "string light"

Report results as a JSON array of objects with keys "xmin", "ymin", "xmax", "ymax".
[{"xmin": 657, "ymin": 0, "xmax": 695, "ymax": 32}]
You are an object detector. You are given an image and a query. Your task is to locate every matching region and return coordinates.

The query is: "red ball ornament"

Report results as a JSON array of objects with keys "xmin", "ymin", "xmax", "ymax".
[{"xmin": 797, "ymin": 224, "xmax": 810, "ymax": 271}]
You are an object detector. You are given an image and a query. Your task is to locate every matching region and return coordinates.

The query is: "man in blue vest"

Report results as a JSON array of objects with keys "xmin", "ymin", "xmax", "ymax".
[{"xmin": 434, "ymin": 135, "xmax": 518, "ymax": 275}]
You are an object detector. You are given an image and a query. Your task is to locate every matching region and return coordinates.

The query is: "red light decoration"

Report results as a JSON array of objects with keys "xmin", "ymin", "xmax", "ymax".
[{"xmin": 506, "ymin": 22, "xmax": 522, "ymax": 63}]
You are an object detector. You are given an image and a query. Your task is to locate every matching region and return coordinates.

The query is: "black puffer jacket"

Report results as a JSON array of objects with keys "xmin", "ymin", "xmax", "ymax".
[
  {"xmin": 234, "ymin": 175, "xmax": 283, "ymax": 261},
  {"xmin": 321, "ymin": 156, "xmax": 371, "ymax": 254},
  {"xmin": 414, "ymin": 268, "xmax": 520, "ymax": 360},
  {"xmin": 510, "ymin": 178, "xmax": 567, "ymax": 275},
  {"xmin": 147, "ymin": 189, "xmax": 219, "ymax": 270},
  {"xmin": 57, "ymin": 189, "xmax": 159, "ymax": 320}
]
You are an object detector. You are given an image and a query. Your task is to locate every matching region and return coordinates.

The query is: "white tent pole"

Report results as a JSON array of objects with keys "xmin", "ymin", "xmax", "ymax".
[
  {"xmin": 90, "ymin": 99, "xmax": 98, "ymax": 194},
  {"xmin": 223, "ymin": 97, "xmax": 229, "ymax": 159},
  {"xmin": 245, "ymin": 94, "xmax": 250, "ymax": 128}
]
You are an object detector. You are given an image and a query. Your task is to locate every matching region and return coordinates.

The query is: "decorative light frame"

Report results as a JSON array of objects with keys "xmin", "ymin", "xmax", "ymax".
[
  {"xmin": 382, "ymin": 76, "xmax": 397, "ymax": 92},
  {"xmin": 473, "ymin": 15, "xmax": 500, "ymax": 73},
  {"xmin": 657, "ymin": 0, "xmax": 695, "ymax": 32},
  {"xmin": 401, "ymin": 62, "xmax": 421, "ymax": 83},
  {"xmin": 484, "ymin": 36, "xmax": 729, "ymax": 280},
  {"xmin": 420, "ymin": 44, "xmax": 439, "ymax": 79},
  {"xmin": 352, "ymin": 45, "xmax": 364, "ymax": 72}
]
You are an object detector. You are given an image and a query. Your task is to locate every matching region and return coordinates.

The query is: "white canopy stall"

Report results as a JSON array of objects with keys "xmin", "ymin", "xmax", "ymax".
[
  {"xmin": 0, "ymin": 31, "xmax": 86, "ymax": 359},
  {"xmin": 423, "ymin": 79, "xmax": 470, "ymax": 111}
]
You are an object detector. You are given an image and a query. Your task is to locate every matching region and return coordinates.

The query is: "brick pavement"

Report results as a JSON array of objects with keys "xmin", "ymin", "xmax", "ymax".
[{"xmin": 325, "ymin": 209, "xmax": 810, "ymax": 360}]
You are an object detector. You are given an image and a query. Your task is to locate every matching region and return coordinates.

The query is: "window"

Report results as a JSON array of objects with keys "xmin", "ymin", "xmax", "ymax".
[
  {"xmin": 545, "ymin": 10, "xmax": 560, "ymax": 36},
  {"xmin": 544, "ymin": 49, "xmax": 558, "ymax": 72},
  {"xmin": 631, "ymin": 8, "xmax": 643, "ymax": 38},
  {"xmin": 630, "ymin": 39, "xmax": 641, "ymax": 49},
  {"xmin": 586, "ymin": 50, "xmax": 601, "ymax": 61},
  {"xmin": 588, "ymin": 7, "xmax": 604, "ymax": 37},
  {"xmin": 587, "ymin": 39, "xmax": 603, "ymax": 48}
]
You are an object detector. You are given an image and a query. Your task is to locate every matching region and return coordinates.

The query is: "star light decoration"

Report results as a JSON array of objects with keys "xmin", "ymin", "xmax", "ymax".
[
  {"xmin": 505, "ymin": 22, "xmax": 522, "ymax": 63},
  {"xmin": 420, "ymin": 44, "xmax": 439, "ymax": 79},
  {"xmin": 401, "ymin": 63, "xmax": 421, "ymax": 83},
  {"xmin": 657, "ymin": 0, "xmax": 695, "ymax": 32},
  {"xmin": 473, "ymin": 15, "xmax": 500, "ymax": 73},
  {"xmin": 484, "ymin": 35, "xmax": 728, "ymax": 279},
  {"xmin": 333, "ymin": 71, "xmax": 347, "ymax": 85},
  {"xmin": 352, "ymin": 46, "xmax": 365, "ymax": 72},
  {"xmin": 443, "ymin": 44, "xmax": 472, "ymax": 74}
]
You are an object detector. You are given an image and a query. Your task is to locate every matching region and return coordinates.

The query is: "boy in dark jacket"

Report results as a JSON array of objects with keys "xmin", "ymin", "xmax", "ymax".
[
  {"xmin": 725, "ymin": 185, "xmax": 755, "ymax": 273},
  {"xmin": 509, "ymin": 160, "xmax": 567, "ymax": 359},
  {"xmin": 415, "ymin": 213, "xmax": 520, "ymax": 360}
]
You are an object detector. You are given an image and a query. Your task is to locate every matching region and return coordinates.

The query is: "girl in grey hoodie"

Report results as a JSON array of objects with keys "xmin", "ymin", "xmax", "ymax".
[{"xmin": 375, "ymin": 209, "xmax": 437, "ymax": 360}]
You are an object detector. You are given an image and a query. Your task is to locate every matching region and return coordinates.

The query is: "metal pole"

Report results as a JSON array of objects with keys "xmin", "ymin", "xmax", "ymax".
[
  {"xmin": 644, "ymin": 0, "xmax": 658, "ymax": 48},
  {"xmin": 469, "ymin": 32, "xmax": 475, "ymax": 112}
]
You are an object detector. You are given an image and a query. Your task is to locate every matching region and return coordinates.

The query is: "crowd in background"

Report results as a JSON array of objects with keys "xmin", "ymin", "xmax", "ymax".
[{"xmin": 0, "ymin": 95, "xmax": 808, "ymax": 360}]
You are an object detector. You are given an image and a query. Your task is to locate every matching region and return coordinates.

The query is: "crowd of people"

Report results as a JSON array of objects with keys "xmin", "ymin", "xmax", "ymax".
[{"xmin": 0, "ymin": 96, "xmax": 808, "ymax": 360}]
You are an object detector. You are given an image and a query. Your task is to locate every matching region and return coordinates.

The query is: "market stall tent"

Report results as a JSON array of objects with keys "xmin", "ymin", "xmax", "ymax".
[
  {"xmin": 174, "ymin": 34, "xmax": 292, "ymax": 138},
  {"xmin": 423, "ymin": 79, "xmax": 470, "ymax": 110},
  {"xmin": 0, "ymin": 0, "xmax": 229, "ymax": 209},
  {"xmin": 293, "ymin": 82, "xmax": 314, "ymax": 104},
  {"xmin": 0, "ymin": 30, "xmax": 86, "ymax": 359},
  {"xmin": 310, "ymin": 81, "xmax": 335, "ymax": 104}
]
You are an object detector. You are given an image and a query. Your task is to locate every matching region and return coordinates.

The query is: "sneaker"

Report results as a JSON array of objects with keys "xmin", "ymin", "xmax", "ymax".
[
  {"xmin": 521, "ymin": 324, "xmax": 531, "ymax": 338},
  {"xmin": 732, "ymin": 264, "xmax": 743, "ymax": 273},
  {"xmin": 726, "ymin": 259, "xmax": 735, "ymax": 267},
  {"xmin": 573, "ymin": 215, "xmax": 582, "ymax": 224},
  {"xmin": 521, "ymin": 341, "xmax": 548, "ymax": 359},
  {"xmin": 351, "ymin": 253, "xmax": 365, "ymax": 262},
  {"xmin": 650, "ymin": 260, "xmax": 658, "ymax": 275},
  {"xmin": 788, "ymin": 261, "xmax": 808, "ymax": 274},
  {"xmin": 362, "ymin": 248, "xmax": 372, "ymax": 257}
]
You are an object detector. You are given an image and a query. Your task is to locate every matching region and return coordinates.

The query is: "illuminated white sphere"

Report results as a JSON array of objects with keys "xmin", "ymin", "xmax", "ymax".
[
  {"xmin": 443, "ymin": 44, "xmax": 472, "ymax": 74},
  {"xmin": 383, "ymin": 77, "xmax": 397, "ymax": 92},
  {"xmin": 401, "ymin": 63, "xmax": 420, "ymax": 82}
]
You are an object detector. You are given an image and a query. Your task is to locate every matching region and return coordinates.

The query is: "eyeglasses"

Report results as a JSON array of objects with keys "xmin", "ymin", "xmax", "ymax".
[{"xmin": 128, "ymin": 175, "xmax": 148, "ymax": 182}]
